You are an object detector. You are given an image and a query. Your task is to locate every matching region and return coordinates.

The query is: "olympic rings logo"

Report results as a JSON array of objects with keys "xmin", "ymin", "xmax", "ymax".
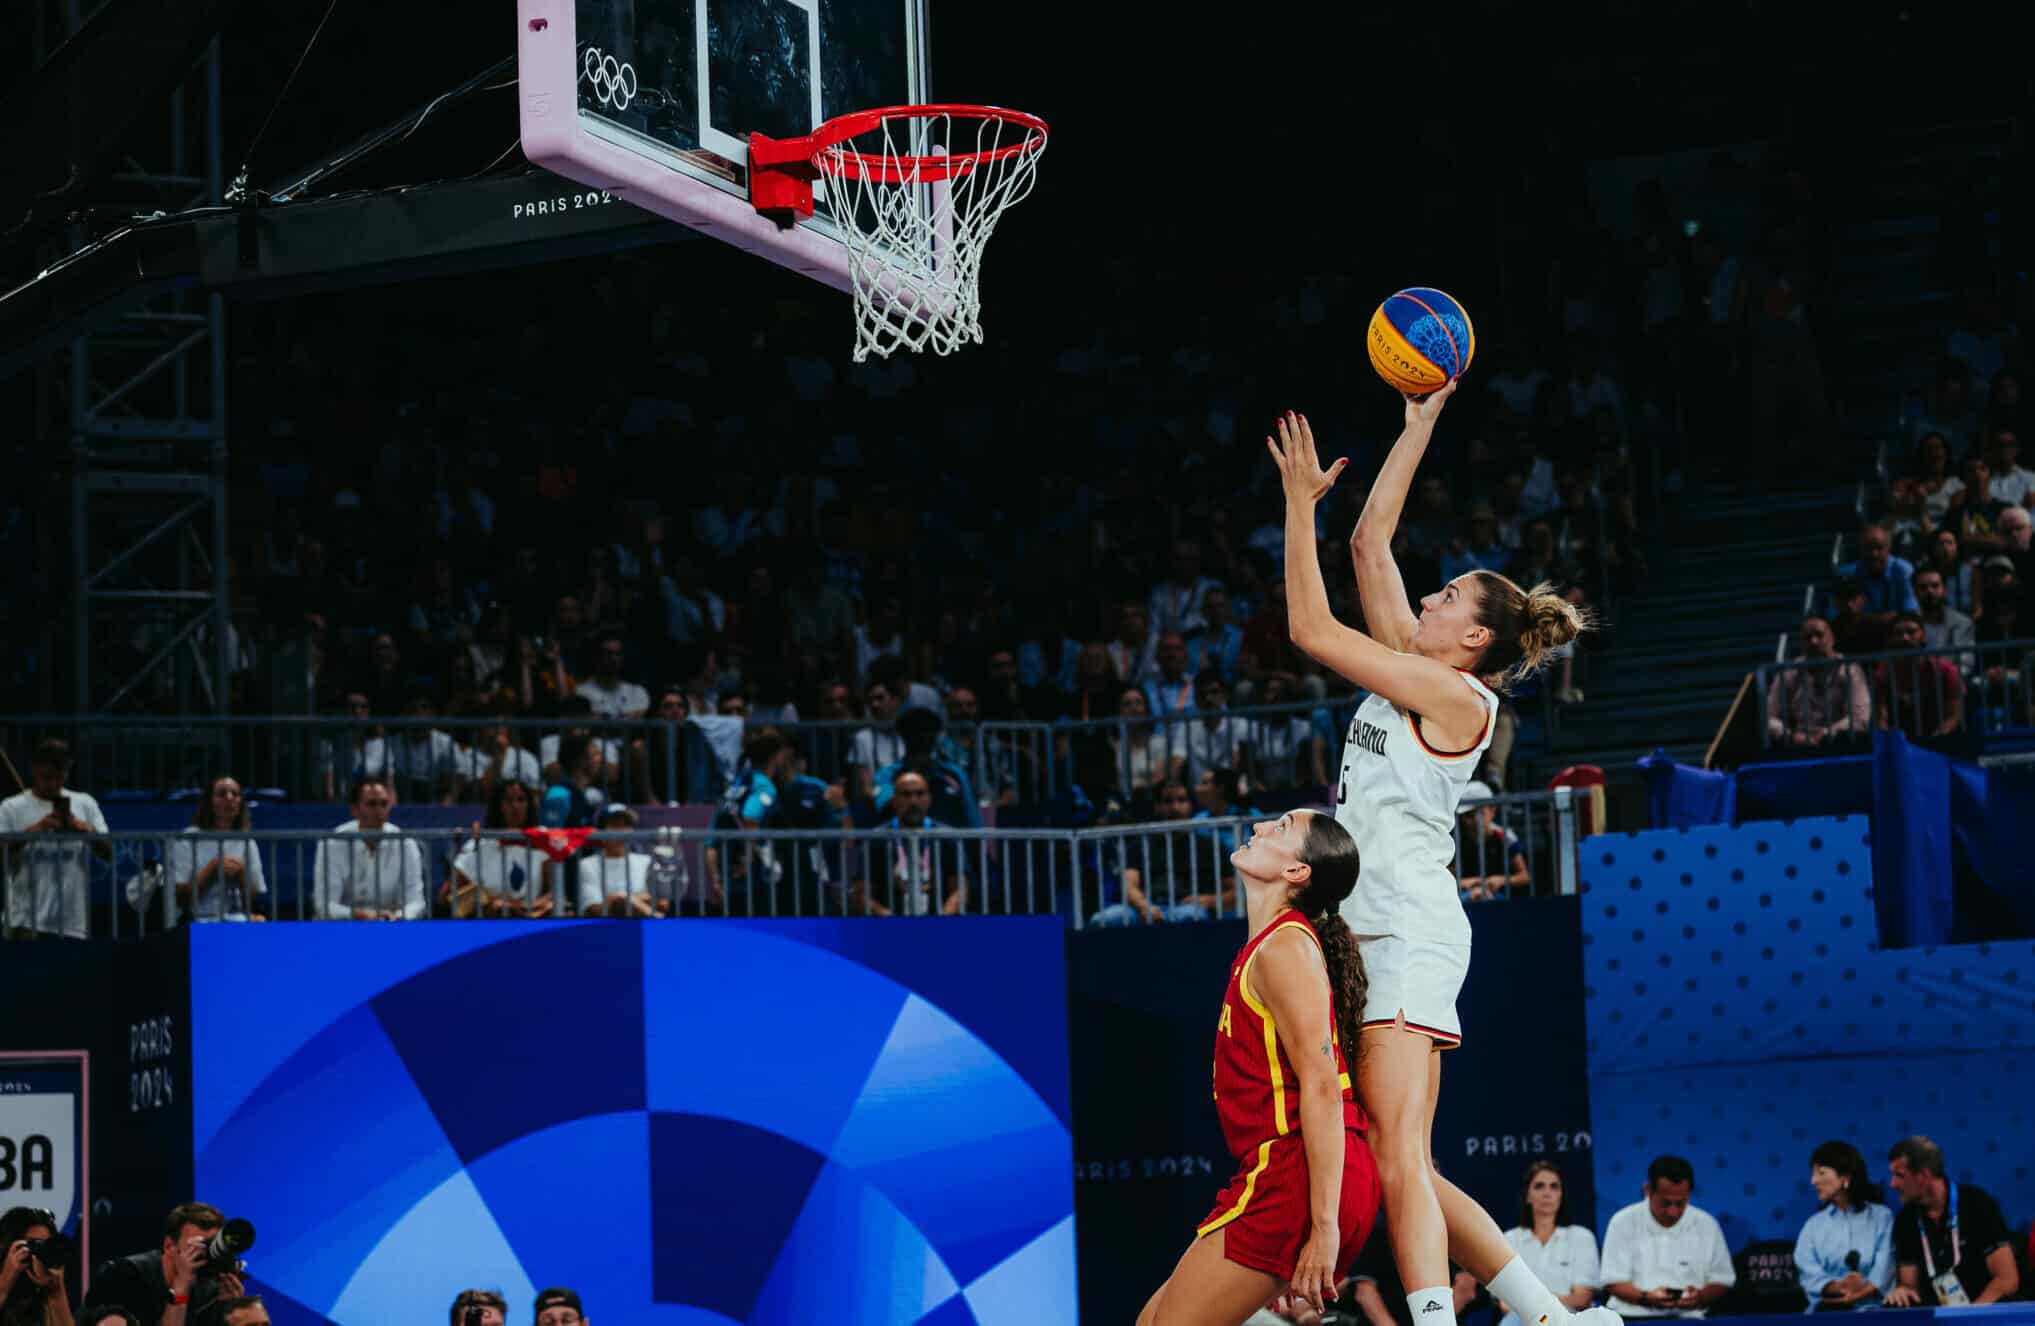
[{"xmin": 581, "ymin": 47, "xmax": 638, "ymax": 111}]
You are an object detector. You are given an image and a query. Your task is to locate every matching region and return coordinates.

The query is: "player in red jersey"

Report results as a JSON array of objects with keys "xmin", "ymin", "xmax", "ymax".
[{"xmin": 1136, "ymin": 808, "xmax": 1380, "ymax": 1325}]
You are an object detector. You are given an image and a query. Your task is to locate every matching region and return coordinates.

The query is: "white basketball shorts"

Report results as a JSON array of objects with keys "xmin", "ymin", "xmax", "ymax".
[{"xmin": 1354, "ymin": 934, "xmax": 1470, "ymax": 1048}]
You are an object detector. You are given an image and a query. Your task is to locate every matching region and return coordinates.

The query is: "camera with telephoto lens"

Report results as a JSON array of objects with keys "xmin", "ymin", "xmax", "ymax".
[
  {"xmin": 462, "ymin": 1310, "xmax": 485, "ymax": 1326},
  {"xmin": 195, "ymin": 1218, "xmax": 256, "ymax": 1276},
  {"xmin": 23, "ymin": 1232, "xmax": 69, "ymax": 1266}
]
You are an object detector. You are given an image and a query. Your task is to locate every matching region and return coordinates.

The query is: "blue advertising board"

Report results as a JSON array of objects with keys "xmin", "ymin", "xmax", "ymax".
[{"xmin": 190, "ymin": 918, "xmax": 1076, "ymax": 1325}]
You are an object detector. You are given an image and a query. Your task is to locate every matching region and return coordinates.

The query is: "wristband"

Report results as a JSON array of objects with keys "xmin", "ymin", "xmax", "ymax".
[{"xmin": 173, "ymin": 1294, "xmax": 190, "ymax": 1305}]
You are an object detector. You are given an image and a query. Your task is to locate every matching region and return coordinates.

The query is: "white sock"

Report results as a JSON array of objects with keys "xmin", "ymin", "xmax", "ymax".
[
  {"xmin": 1489, "ymin": 1256, "xmax": 1567, "ymax": 1326},
  {"xmin": 1407, "ymin": 1286, "xmax": 1453, "ymax": 1323}
]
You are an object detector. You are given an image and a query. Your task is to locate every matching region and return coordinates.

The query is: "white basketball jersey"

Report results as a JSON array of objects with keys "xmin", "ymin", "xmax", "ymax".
[{"xmin": 1332, "ymin": 670, "xmax": 1499, "ymax": 945}]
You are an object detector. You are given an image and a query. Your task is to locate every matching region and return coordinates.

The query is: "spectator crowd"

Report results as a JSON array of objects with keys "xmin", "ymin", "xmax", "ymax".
[
  {"xmin": 1, "ymin": 725, "xmax": 1572, "ymax": 938},
  {"xmin": 1762, "ymin": 289, "xmax": 2027, "ymax": 752},
  {"xmin": 10, "ymin": 138, "xmax": 1918, "ymax": 936}
]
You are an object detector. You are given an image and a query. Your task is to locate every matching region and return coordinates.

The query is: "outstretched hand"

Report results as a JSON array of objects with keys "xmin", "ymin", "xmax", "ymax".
[
  {"xmin": 1403, "ymin": 376, "xmax": 1458, "ymax": 428},
  {"xmin": 1267, "ymin": 411, "xmax": 1346, "ymax": 507}
]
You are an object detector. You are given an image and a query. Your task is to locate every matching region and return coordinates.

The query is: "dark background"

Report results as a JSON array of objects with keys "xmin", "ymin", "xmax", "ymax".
[
  {"xmin": 6, "ymin": 0, "xmax": 2031, "ymax": 359},
  {"xmin": 3, "ymin": 933, "xmax": 195, "ymax": 1287}
]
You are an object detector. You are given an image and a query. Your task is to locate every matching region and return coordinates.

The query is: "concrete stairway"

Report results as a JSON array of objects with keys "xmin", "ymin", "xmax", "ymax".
[{"xmin": 1520, "ymin": 479, "xmax": 1855, "ymax": 783}]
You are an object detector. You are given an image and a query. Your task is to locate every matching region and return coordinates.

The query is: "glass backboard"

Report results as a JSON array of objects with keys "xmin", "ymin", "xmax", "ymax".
[{"xmin": 517, "ymin": 0, "xmax": 927, "ymax": 289}]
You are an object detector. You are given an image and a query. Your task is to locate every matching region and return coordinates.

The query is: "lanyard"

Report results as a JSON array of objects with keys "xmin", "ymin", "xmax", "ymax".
[{"xmin": 1920, "ymin": 1183, "xmax": 1959, "ymax": 1279}]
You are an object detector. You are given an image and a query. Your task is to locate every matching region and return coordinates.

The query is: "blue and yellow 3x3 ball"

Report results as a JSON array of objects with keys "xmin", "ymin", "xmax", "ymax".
[{"xmin": 1366, "ymin": 286, "xmax": 1475, "ymax": 395}]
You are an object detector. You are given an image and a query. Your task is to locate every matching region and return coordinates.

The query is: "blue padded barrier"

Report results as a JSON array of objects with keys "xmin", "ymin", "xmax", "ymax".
[{"xmin": 1582, "ymin": 815, "xmax": 2035, "ymax": 1243}]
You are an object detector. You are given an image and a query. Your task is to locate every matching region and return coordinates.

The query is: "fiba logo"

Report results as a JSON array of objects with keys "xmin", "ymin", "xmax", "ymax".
[
  {"xmin": 0, "ymin": 1135, "xmax": 55, "ymax": 1192},
  {"xmin": 581, "ymin": 47, "xmax": 638, "ymax": 111},
  {"xmin": 0, "ymin": 1092, "xmax": 75, "ymax": 1220}
]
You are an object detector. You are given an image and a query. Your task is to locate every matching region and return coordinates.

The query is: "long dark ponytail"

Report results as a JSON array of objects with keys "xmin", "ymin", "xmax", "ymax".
[{"xmin": 1290, "ymin": 812, "xmax": 1367, "ymax": 1073}]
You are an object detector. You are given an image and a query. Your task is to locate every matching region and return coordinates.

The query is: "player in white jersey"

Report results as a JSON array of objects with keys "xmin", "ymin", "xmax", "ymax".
[{"xmin": 1267, "ymin": 382, "xmax": 1604, "ymax": 1326}]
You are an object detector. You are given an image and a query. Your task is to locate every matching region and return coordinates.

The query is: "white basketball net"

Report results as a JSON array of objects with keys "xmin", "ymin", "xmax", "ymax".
[{"xmin": 815, "ymin": 109, "xmax": 1047, "ymax": 361}]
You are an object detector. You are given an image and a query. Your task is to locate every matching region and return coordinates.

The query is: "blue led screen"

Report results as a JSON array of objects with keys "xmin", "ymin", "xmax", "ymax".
[{"xmin": 190, "ymin": 919, "xmax": 1075, "ymax": 1324}]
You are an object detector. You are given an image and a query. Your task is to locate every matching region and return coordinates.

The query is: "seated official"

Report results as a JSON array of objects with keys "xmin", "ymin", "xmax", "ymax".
[
  {"xmin": 311, "ymin": 778, "xmax": 428, "ymax": 920},
  {"xmin": 1794, "ymin": 1140, "xmax": 1893, "ymax": 1311},
  {"xmin": 576, "ymin": 805, "xmax": 673, "ymax": 917},
  {"xmin": 445, "ymin": 778, "xmax": 555, "ymax": 918},
  {"xmin": 1884, "ymin": 1136, "xmax": 2019, "ymax": 1307},
  {"xmin": 1497, "ymin": 1161, "xmax": 1601, "ymax": 1326},
  {"xmin": 1600, "ymin": 1156, "xmax": 1735, "ymax": 1317}
]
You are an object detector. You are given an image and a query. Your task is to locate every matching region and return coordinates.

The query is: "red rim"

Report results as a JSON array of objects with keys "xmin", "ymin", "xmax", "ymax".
[{"xmin": 796, "ymin": 104, "xmax": 1048, "ymax": 185}]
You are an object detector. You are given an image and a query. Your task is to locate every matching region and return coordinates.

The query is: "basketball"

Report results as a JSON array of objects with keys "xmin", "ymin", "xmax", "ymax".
[{"xmin": 1366, "ymin": 287, "xmax": 1476, "ymax": 395}]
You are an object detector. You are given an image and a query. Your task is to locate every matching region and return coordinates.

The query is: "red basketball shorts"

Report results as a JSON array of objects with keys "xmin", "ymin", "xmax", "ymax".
[{"xmin": 1196, "ymin": 1127, "xmax": 1381, "ymax": 1281}]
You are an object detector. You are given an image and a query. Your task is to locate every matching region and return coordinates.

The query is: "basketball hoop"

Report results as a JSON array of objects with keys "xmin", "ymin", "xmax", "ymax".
[{"xmin": 749, "ymin": 104, "xmax": 1048, "ymax": 361}]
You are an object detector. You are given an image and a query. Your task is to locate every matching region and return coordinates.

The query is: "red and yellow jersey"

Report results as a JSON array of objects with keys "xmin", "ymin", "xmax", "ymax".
[{"xmin": 1212, "ymin": 910, "xmax": 1365, "ymax": 1161}]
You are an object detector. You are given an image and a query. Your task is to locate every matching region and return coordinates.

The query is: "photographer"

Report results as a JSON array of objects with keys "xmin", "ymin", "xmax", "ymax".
[
  {"xmin": 447, "ymin": 1290, "xmax": 506, "ymax": 1326},
  {"xmin": 0, "ymin": 1206, "xmax": 75, "ymax": 1326},
  {"xmin": 211, "ymin": 1302, "xmax": 264, "ymax": 1326},
  {"xmin": 82, "ymin": 1204, "xmax": 245, "ymax": 1326},
  {"xmin": 533, "ymin": 1287, "xmax": 589, "ymax": 1325}
]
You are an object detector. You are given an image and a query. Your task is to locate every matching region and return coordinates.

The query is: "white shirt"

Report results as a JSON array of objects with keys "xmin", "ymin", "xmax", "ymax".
[
  {"xmin": 576, "ymin": 852, "xmax": 661, "ymax": 914},
  {"xmin": 1182, "ymin": 716, "xmax": 1242, "ymax": 781},
  {"xmin": 1333, "ymin": 673, "xmax": 1498, "ymax": 946},
  {"xmin": 848, "ymin": 727, "xmax": 905, "ymax": 773},
  {"xmin": 1, "ymin": 788, "xmax": 109, "ymax": 939},
  {"xmin": 1499, "ymin": 1225, "xmax": 1601, "ymax": 1326},
  {"xmin": 1600, "ymin": 1200, "xmax": 1736, "ymax": 1316},
  {"xmin": 1928, "ymin": 475, "xmax": 1965, "ymax": 523},
  {"xmin": 576, "ymin": 677, "xmax": 651, "ymax": 719},
  {"xmin": 1990, "ymin": 465, "xmax": 2035, "ymax": 508},
  {"xmin": 456, "ymin": 744, "xmax": 543, "ymax": 790},
  {"xmin": 1122, "ymin": 732, "xmax": 1175, "ymax": 789},
  {"xmin": 312, "ymin": 820, "xmax": 428, "ymax": 920},
  {"xmin": 451, "ymin": 837, "xmax": 550, "ymax": 909},
  {"xmin": 157, "ymin": 827, "xmax": 269, "ymax": 921}
]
